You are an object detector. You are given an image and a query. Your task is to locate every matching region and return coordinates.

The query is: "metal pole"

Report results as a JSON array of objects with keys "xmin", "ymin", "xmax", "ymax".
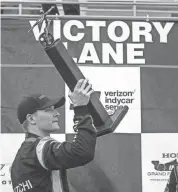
[
  {"xmin": 133, "ymin": 0, "xmax": 136, "ymax": 17},
  {"xmin": 1, "ymin": 14, "xmax": 178, "ymax": 21},
  {"xmin": 1, "ymin": 7, "xmax": 178, "ymax": 14},
  {"xmin": 1, "ymin": 1, "xmax": 178, "ymax": 6},
  {"xmin": 19, "ymin": 3, "xmax": 22, "ymax": 15}
]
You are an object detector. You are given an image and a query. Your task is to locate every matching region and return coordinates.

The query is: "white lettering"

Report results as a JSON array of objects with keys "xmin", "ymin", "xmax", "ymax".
[
  {"xmin": 63, "ymin": 20, "xmax": 84, "ymax": 41},
  {"xmin": 29, "ymin": 20, "xmax": 46, "ymax": 41},
  {"xmin": 22, "ymin": 180, "xmax": 30, "ymax": 191},
  {"xmin": 108, "ymin": 21, "xmax": 130, "ymax": 42},
  {"xmin": 63, "ymin": 42, "xmax": 68, "ymax": 49},
  {"xmin": 86, "ymin": 21, "xmax": 106, "ymax": 41},
  {"xmin": 78, "ymin": 43, "xmax": 100, "ymax": 63},
  {"xmin": 132, "ymin": 22, "xmax": 153, "ymax": 42},
  {"xmin": 153, "ymin": 22, "xmax": 174, "ymax": 43},
  {"xmin": 28, "ymin": 180, "xmax": 33, "ymax": 188},
  {"xmin": 14, "ymin": 180, "xmax": 33, "ymax": 192},
  {"xmin": 102, "ymin": 43, "xmax": 123, "ymax": 64},
  {"xmin": 19, "ymin": 184, "xmax": 24, "ymax": 192},
  {"xmin": 53, "ymin": 20, "xmax": 61, "ymax": 40},
  {"xmin": 14, "ymin": 186, "xmax": 20, "ymax": 192},
  {"xmin": 127, "ymin": 43, "xmax": 145, "ymax": 64}
]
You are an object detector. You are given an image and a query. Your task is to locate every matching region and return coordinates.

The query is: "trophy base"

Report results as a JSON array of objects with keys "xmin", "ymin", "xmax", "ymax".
[{"xmin": 96, "ymin": 105, "xmax": 129, "ymax": 137}]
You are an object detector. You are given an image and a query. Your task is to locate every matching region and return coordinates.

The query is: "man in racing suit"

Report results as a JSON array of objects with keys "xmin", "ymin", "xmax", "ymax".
[
  {"xmin": 11, "ymin": 79, "xmax": 97, "ymax": 192},
  {"xmin": 165, "ymin": 164, "xmax": 178, "ymax": 192}
]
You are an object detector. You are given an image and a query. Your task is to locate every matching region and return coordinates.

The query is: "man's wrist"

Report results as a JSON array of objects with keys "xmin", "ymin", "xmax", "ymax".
[
  {"xmin": 73, "ymin": 106, "xmax": 89, "ymax": 132},
  {"xmin": 73, "ymin": 105, "xmax": 89, "ymax": 117}
]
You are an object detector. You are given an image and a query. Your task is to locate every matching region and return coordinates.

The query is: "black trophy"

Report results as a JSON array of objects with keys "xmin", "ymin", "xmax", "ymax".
[{"xmin": 29, "ymin": 7, "xmax": 129, "ymax": 137}]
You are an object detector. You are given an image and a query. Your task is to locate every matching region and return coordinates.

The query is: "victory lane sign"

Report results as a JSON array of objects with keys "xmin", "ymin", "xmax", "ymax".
[{"xmin": 29, "ymin": 19, "xmax": 175, "ymax": 65}]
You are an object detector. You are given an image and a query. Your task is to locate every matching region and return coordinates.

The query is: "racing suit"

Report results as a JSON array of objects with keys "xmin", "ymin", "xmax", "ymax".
[
  {"xmin": 165, "ymin": 164, "xmax": 178, "ymax": 192},
  {"xmin": 10, "ymin": 106, "xmax": 97, "ymax": 192}
]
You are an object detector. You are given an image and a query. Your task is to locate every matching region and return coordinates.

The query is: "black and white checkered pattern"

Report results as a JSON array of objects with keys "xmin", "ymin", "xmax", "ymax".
[{"xmin": 1, "ymin": 66, "xmax": 178, "ymax": 192}]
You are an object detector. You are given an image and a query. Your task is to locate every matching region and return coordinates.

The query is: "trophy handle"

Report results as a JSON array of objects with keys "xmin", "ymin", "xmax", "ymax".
[{"xmin": 39, "ymin": 33, "xmax": 54, "ymax": 48}]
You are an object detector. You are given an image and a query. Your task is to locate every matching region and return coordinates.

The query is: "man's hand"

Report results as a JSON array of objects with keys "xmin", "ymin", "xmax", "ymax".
[{"xmin": 68, "ymin": 79, "xmax": 94, "ymax": 107}]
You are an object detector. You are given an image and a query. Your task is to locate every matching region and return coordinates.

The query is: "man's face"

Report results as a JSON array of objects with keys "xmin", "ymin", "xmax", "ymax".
[{"xmin": 34, "ymin": 106, "xmax": 60, "ymax": 133}]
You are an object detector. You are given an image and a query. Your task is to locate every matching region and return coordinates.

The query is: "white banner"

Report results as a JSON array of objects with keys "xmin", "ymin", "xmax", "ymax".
[
  {"xmin": 65, "ymin": 66, "xmax": 141, "ymax": 134},
  {"xmin": 142, "ymin": 133, "xmax": 178, "ymax": 192}
]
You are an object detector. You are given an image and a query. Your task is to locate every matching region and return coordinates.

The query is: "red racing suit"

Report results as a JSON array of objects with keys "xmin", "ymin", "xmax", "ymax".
[{"xmin": 10, "ymin": 106, "xmax": 97, "ymax": 192}]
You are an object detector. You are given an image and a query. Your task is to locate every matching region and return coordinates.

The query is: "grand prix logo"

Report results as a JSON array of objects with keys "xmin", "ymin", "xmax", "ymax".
[
  {"xmin": 146, "ymin": 153, "xmax": 178, "ymax": 182},
  {"xmin": 152, "ymin": 159, "xmax": 177, "ymax": 171},
  {"xmin": 152, "ymin": 153, "xmax": 178, "ymax": 172}
]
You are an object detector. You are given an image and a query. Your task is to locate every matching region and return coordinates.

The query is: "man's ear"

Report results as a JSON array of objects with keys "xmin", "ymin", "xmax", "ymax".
[{"xmin": 26, "ymin": 114, "xmax": 36, "ymax": 125}]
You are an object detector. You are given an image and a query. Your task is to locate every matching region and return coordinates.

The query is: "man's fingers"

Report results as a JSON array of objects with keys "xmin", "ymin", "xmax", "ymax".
[
  {"xmin": 74, "ymin": 79, "xmax": 84, "ymax": 91},
  {"xmin": 68, "ymin": 89, "xmax": 72, "ymax": 97},
  {"xmin": 80, "ymin": 79, "xmax": 88, "ymax": 90},
  {"xmin": 86, "ymin": 89, "xmax": 94, "ymax": 96},
  {"xmin": 84, "ymin": 84, "xmax": 92, "ymax": 94}
]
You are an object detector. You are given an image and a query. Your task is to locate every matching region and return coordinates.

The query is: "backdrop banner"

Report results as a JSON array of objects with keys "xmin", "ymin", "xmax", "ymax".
[
  {"xmin": 1, "ymin": 18, "xmax": 178, "ymax": 192},
  {"xmin": 1, "ymin": 19, "xmax": 178, "ymax": 65}
]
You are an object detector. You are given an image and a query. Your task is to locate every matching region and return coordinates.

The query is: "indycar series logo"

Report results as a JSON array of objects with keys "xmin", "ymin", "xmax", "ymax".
[{"xmin": 69, "ymin": 90, "xmax": 135, "ymax": 116}]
